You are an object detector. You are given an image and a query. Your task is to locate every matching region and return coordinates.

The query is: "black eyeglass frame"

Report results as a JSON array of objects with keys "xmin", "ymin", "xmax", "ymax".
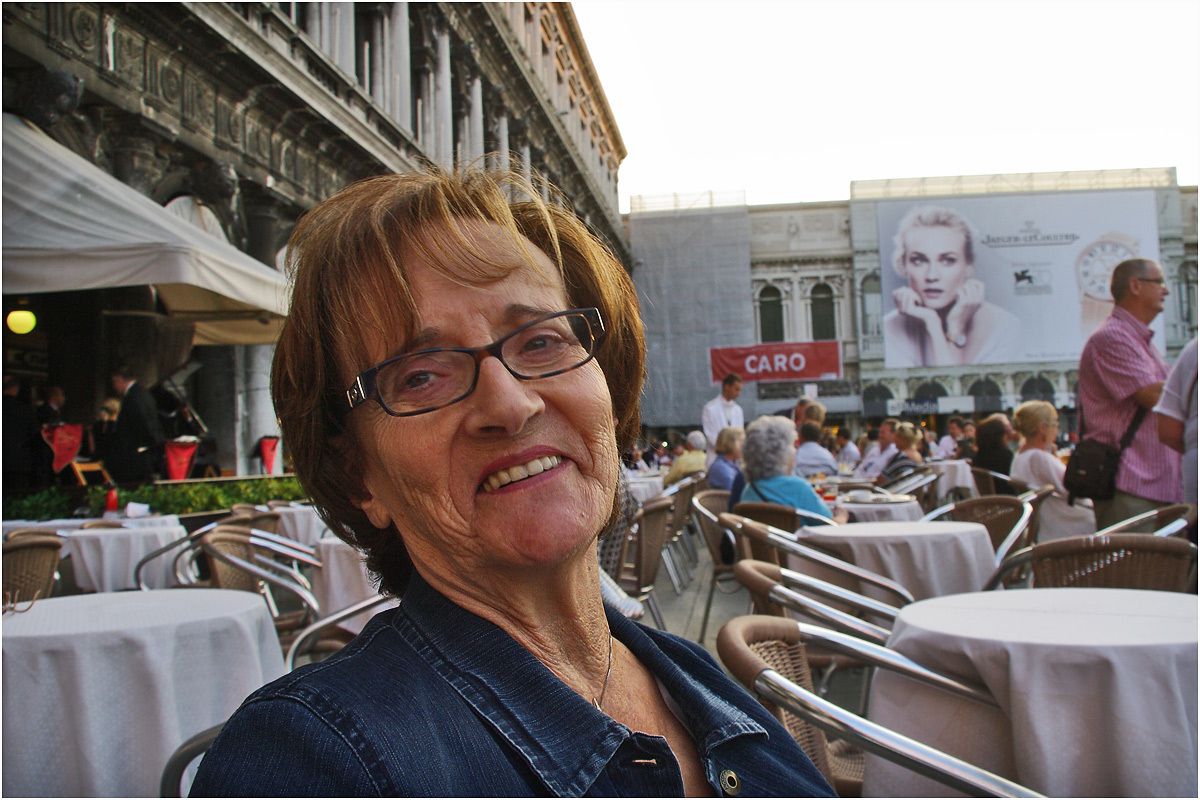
[{"xmin": 344, "ymin": 307, "xmax": 605, "ymax": 417}]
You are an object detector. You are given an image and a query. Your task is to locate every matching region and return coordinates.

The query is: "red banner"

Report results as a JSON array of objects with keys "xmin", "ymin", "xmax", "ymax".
[
  {"xmin": 164, "ymin": 440, "xmax": 199, "ymax": 480},
  {"xmin": 709, "ymin": 341, "xmax": 842, "ymax": 384},
  {"xmin": 258, "ymin": 436, "xmax": 280, "ymax": 473},
  {"xmin": 41, "ymin": 423, "xmax": 83, "ymax": 473}
]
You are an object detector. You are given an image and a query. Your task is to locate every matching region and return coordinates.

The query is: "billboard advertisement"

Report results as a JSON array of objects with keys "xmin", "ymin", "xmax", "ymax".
[
  {"xmin": 875, "ymin": 190, "xmax": 1162, "ymax": 368},
  {"xmin": 709, "ymin": 341, "xmax": 842, "ymax": 383}
]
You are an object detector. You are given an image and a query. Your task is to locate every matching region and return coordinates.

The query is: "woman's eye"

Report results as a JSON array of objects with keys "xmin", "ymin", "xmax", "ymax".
[
  {"xmin": 939, "ymin": 255, "xmax": 959, "ymax": 266},
  {"xmin": 907, "ymin": 253, "xmax": 928, "ymax": 266}
]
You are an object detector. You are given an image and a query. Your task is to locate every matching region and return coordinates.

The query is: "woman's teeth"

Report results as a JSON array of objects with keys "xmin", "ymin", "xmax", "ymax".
[{"xmin": 483, "ymin": 455, "xmax": 562, "ymax": 492}]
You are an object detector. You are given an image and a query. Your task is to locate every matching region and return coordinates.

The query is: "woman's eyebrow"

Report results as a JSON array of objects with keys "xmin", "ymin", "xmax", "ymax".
[{"xmin": 389, "ymin": 304, "xmax": 561, "ymax": 357}]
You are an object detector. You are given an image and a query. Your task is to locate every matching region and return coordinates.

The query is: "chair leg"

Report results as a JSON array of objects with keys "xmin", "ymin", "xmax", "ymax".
[
  {"xmin": 672, "ymin": 538, "xmax": 694, "ymax": 584},
  {"xmin": 679, "ymin": 528, "xmax": 699, "ymax": 565},
  {"xmin": 697, "ymin": 570, "xmax": 718, "ymax": 644},
  {"xmin": 661, "ymin": 546, "xmax": 685, "ymax": 595},
  {"xmin": 645, "ymin": 589, "xmax": 666, "ymax": 630}
]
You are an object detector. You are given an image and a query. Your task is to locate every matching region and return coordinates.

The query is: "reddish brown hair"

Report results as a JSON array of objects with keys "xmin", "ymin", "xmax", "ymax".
[{"xmin": 272, "ymin": 168, "xmax": 645, "ymax": 595}]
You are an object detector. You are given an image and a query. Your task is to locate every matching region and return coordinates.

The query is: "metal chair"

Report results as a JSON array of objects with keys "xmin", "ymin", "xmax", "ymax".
[
  {"xmin": 1093, "ymin": 503, "xmax": 1197, "ymax": 537},
  {"xmin": 922, "ymin": 495, "xmax": 1034, "ymax": 564},
  {"xmin": 285, "ymin": 593, "xmax": 393, "ymax": 669},
  {"xmin": 732, "ymin": 501, "xmax": 837, "ymax": 566},
  {"xmin": 718, "ymin": 512, "xmax": 914, "ymax": 608},
  {"xmin": 883, "ymin": 469, "xmax": 940, "ymax": 512},
  {"xmin": 159, "ymin": 721, "xmax": 225, "ymax": 797},
  {"xmin": 2, "ymin": 534, "xmax": 62, "ymax": 603},
  {"xmin": 691, "ymin": 489, "xmax": 738, "ymax": 643},
  {"xmin": 716, "ymin": 615, "xmax": 1040, "ymax": 798},
  {"xmin": 618, "ymin": 496, "xmax": 673, "ymax": 629},
  {"xmin": 984, "ymin": 533, "xmax": 1199, "ymax": 592},
  {"xmin": 971, "ymin": 466, "xmax": 1019, "ymax": 496},
  {"xmin": 660, "ymin": 475, "xmax": 703, "ymax": 593}
]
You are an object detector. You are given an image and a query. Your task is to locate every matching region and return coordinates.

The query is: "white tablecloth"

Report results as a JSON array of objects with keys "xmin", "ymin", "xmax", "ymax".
[
  {"xmin": 839, "ymin": 498, "xmax": 924, "ymax": 522},
  {"xmin": 311, "ymin": 538, "xmax": 396, "ymax": 634},
  {"xmin": 64, "ymin": 524, "xmax": 187, "ymax": 592},
  {"xmin": 2, "ymin": 589, "xmax": 285, "ymax": 797},
  {"xmin": 273, "ymin": 505, "xmax": 332, "ymax": 547},
  {"xmin": 927, "ymin": 459, "xmax": 975, "ymax": 499},
  {"xmin": 3, "ymin": 514, "xmax": 181, "ymax": 536},
  {"xmin": 864, "ymin": 589, "xmax": 1198, "ymax": 798},
  {"xmin": 794, "ymin": 520, "xmax": 994, "ymax": 601},
  {"xmin": 626, "ymin": 474, "xmax": 665, "ymax": 504}
]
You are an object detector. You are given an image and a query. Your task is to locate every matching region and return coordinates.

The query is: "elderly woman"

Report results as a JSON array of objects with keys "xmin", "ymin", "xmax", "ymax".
[
  {"xmin": 191, "ymin": 170, "xmax": 831, "ymax": 797},
  {"xmin": 738, "ymin": 415, "xmax": 844, "ymax": 524},
  {"xmin": 878, "ymin": 421, "xmax": 924, "ymax": 483},
  {"xmin": 706, "ymin": 426, "xmax": 744, "ymax": 492},
  {"xmin": 884, "ymin": 206, "xmax": 1020, "ymax": 367},
  {"xmin": 1012, "ymin": 400, "xmax": 1096, "ymax": 540}
]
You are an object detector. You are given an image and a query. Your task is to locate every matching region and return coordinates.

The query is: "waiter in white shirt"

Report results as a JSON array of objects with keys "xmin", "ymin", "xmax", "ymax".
[
  {"xmin": 702, "ymin": 373, "xmax": 744, "ymax": 467},
  {"xmin": 854, "ymin": 418, "xmax": 899, "ymax": 479},
  {"xmin": 936, "ymin": 416, "xmax": 965, "ymax": 459}
]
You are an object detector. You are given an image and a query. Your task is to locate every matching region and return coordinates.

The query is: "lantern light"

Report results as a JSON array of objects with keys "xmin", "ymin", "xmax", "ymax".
[{"xmin": 6, "ymin": 309, "xmax": 36, "ymax": 335}]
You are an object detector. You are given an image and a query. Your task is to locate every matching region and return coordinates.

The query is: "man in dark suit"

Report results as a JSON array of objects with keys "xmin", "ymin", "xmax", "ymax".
[
  {"xmin": 3, "ymin": 375, "xmax": 41, "ymax": 494},
  {"xmin": 109, "ymin": 366, "xmax": 164, "ymax": 483}
]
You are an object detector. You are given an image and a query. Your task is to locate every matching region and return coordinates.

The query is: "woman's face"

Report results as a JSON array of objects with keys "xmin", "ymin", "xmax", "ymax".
[
  {"xmin": 352, "ymin": 222, "xmax": 619, "ymax": 585},
  {"xmin": 901, "ymin": 225, "xmax": 972, "ymax": 310}
]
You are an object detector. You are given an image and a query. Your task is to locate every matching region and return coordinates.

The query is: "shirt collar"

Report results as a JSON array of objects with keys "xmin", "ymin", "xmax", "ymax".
[
  {"xmin": 1111, "ymin": 305, "xmax": 1154, "ymax": 344},
  {"xmin": 394, "ymin": 572, "xmax": 763, "ymax": 794}
]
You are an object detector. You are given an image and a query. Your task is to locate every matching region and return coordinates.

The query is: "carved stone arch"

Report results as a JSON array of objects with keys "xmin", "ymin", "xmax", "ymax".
[{"xmin": 1020, "ymin": 375, "xmax": 1056, "ymax": 402}]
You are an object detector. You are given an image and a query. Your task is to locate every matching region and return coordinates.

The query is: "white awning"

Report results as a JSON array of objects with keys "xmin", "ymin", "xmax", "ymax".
[{"xmin": 1, "ymin": 113, "xmax": 289, "ymax": 345}]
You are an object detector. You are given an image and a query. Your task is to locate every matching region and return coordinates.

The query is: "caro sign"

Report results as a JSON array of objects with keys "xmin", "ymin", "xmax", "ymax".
[{"xmin": 709, "ymin": 342, "xmax": 842, "ymax": 383}]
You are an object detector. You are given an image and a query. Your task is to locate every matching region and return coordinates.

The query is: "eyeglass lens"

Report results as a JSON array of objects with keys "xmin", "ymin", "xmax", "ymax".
[{"xmin": 374, "ymin": 311, "xmax": 596, "ymax": 415}]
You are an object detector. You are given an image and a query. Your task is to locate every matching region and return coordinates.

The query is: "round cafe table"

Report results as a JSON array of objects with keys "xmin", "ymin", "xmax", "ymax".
[
  {"xmin": 625, "ymin": 473, "xmax": 665, "ymax": 504},
  {"xmin": 793, "ymin": 520, "xmax": 994, "ymax": 600},
  {"xmin": 863, "ymin": 588, "xmax": 1197, "ymax": 797},
  {"xmin": 272, "ymin": 504, "xmax": 333, "ymax": 547},
  {"xmin": 838, "ymin": 496, "xmax": 924, "ymax": 522},
  {"xmin": 64, "ymin": 523, "xmax": 187, "ymax": 591},
  {"xmin": 926, "ymin": 459, "xmax": 975, "ymax": 499},
  {"xmin": 2, "ymin": 589, "xmax": 285, "ymax": 798}
]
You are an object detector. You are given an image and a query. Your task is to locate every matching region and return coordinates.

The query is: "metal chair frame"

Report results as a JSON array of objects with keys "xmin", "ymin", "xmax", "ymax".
[
  {"xmin": 922, "ymin": 496, "xmax": 1034, "ymax": 565},
  {"xmin": 285, "ymin": 593, "xmax": 394, "ymax": 669},
  {"xmin": 984, "ymin": 532, "xmax": 1199, "ymax": 591}
]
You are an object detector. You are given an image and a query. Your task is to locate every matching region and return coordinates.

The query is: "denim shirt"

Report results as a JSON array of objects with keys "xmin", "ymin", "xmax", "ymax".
[{"xmin": 191, "ymin": 572, "xmax": 834, "ymax": 797}]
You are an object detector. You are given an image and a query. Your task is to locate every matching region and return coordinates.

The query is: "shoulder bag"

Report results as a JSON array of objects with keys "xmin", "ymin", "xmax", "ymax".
[{"xmin": 1064, "ymin": 406, "xmax": 1147, "ymax": 505}]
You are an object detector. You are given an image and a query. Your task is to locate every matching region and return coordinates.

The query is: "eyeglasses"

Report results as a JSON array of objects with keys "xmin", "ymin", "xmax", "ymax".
[
  {"xmin": 345, "ymin": 307, "xmax": 605, "ymax": 417},
  {"xmin": 1136, "ymin": 277, "xmax": 1166, "ymax": 284}
]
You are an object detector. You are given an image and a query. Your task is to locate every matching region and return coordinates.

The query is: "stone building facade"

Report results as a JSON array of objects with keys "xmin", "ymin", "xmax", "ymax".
[
  {"xmin": 631, "ymin": 169, "xmax": 1197, "ymax": 438},
  {"xmin": 3, "ymin": 2, "xmax": 625, "ymax": 475}
]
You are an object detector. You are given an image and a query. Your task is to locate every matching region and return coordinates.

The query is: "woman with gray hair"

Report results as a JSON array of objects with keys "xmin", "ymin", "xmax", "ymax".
[{"xmin": 737, "ymin": 415, "xmax": 846, "ymax": 523}]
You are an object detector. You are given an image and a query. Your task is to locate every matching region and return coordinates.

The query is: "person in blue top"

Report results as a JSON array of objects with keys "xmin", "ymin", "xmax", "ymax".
[
  {"xmin": 706, "ymin": 426, "xmax": 744, "ymax": 491},
  {"xmin": 740, "ymin": 415, "xmax": 848, "ymax": 524},
  {"xmin": 190, "ymin": 168, "xmax": 833, "ymax": 797}
]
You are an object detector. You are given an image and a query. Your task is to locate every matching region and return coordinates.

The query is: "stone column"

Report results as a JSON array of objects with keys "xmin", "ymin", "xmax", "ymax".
[
  {"xmin": 392, "ymin": 2, "xmax": 411, "ymax": 130},
  {"xmin": 242, "ymin": 345, "xmax": 281, "ymax": 475},
  {"xmin": 496, "ymin": 112, "xmax": 510, "ymax": 174},
  {"xmin": 435, "ymin": 26, "xmax": 452, "ymax": 168},
  {"xmin": 468, "ymin": 73, "xmax": 484, "ymax": 163},
  {"xmin": 370, "ymin": 9, "xmax": 385, "ymax": 106},
  {"xmin": 337, "ymin": 3, "xmax": 356, "ymax": 78}
]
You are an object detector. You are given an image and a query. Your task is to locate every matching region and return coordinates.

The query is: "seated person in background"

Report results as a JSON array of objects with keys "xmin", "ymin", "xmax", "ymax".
[
  {"xmin": 621, "ymin": 442, "xmax": 650, "ymax": 473},
  {"xmin": 835, "ymin": 428, "xmax": 860, "ymax": 467},
  {"xmin": 663, "ymin": 430, "xmax": 707, "ymax": 487},
  {"xmin": 1012, "ymin": 401, "xmax": 1096, "ymax": 540},
  {"xmin": 855, "ymin": 418, "xmax": 899, "ymax": 479},
  {"xmin": 793, "ymin": 421, "xmax": 838, "ymax": 478},
  {"xmin": 706, "ymin": 426, "xmax": 744, "ymax": 492},
  {"xmin": 878, "ymin": 421, "xmax": 925, "ymax": 484},
  {"xmin": 740, "ymin": 415, "xmax": 846, "ymax": 523},
  {"xmin": 957, "ymin": 420, "xmax": 978, "ymax": 461},
  {"xmin": 972, "ymin": 413, "xmax": 1017, "ymax": 494},
  {"xmin": 937, "ymin": 416, "xmax": 964, "ymax": 459}
]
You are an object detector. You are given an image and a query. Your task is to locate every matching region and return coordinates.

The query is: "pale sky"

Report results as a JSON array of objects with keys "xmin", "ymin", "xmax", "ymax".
[{"xmin": 571, "ymin": 0, "xmax": 1200, "ymax": 212}]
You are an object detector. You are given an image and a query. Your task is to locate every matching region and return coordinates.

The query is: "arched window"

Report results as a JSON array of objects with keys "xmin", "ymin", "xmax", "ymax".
[
  {"xmin": 860, "ymin": 274, "xmax": 881, "ymax": 337},
  {"xmin": 1178, "ymin": 262, "xmax": 1197, "ymax": 333},
  {"xmin": 968, "ymin": 379, "xmax": 1003, "ymax": 413},
  {"xmin": 759, "ymin": 286, "xmax": 784, "ymax": 343},
  {"xmin": 914, "ymin": 382, "xmax": 948, "ymax": 401},
  {"xmin": 863, "ymin": 382, "xmax": 893, "ymax": 418},
  {"xmin": 810, "ymin": 283, "xmax": 836, "ymax": 341},
  {"xmin": 1020, "ymin": 376, "xmax": 1056, "ymax": 403}
]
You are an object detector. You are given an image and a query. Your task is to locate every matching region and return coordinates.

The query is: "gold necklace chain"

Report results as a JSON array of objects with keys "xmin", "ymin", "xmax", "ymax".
[{"xmin": 592, "ymin": 635, "xmax": 615, "ymax": 711}]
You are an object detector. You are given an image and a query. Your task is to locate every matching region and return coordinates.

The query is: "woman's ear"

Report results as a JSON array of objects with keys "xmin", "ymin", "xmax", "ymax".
[{"xmin": 333, "ymin": 430, "xmax": 394, "ymax": 529}]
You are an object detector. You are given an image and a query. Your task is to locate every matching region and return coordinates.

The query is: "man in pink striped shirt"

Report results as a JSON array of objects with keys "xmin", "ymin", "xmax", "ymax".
[{"xmin": 1077, "ymin": 258, "xmax": 1181, "ymax": 530}]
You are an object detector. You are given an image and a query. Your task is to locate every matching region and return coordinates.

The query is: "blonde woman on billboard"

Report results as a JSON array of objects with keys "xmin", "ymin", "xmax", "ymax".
[{"xmin": 884, "ymin": 206, "xmax": 1019, "ymax": 367}]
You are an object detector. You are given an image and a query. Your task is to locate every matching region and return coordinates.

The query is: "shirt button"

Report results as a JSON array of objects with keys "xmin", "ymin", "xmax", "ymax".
[{"xmin": 718, "ymin": 769, "xmax": 741, "ymax": 796}]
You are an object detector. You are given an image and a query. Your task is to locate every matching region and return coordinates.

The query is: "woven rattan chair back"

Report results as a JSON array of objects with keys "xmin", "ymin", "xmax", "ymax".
[
  {"xmin": 732, "ymin": 502, "xmax": 797, "ymax": 566},
  {"xmin": 232, "ymin": 511, "xmax": 281, "ymax": 535},
  {"xmin": 692, "ymin": 489, "xmax": 734, "ymax": 566},
  {"xmin": 1095, "ymin": 503, "xmax": 1198, "ymax": 536},
  {"xmin": 200, "ymin": 527, "xmax": 263, "ymax": 593},
  {"xmin": 230, "ymin": 503, "xmax": 260, "ymax": 515},
  {"xmin": 632, "ymin": 496, "xmax": 673, "ymax": 591},
  {"xmin": 667, "ymin": 475, "xmax": 701, "ymax": 539},
  {"xmin": 1031, "ymin": 533, "xmax": 1198, "ymax": 591},
  {"xmin": 733, "ymin": 558, "xmax": 787, "ymax": 617},
  {"xmin": 935, "ymin": 495, "xmax": 1028, "ymax": 556},
  {"xmin": 3, "ymin": 535, "xmax": 62, "ymax": 602}
]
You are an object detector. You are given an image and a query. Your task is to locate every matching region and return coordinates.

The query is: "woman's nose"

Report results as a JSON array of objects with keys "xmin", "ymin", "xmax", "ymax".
[{"xmin": 463, "ymin": 355, "xmax": 544, "ymax": 437}]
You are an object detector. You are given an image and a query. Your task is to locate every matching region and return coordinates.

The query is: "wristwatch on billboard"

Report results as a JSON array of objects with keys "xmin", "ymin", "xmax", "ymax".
[{"xmin": 1076, "ymin": 232, "xmax": 1139, "ymax": 329}]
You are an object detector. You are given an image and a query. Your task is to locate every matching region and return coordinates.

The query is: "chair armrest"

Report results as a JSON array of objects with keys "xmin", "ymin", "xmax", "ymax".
[
  {"xmin": 993, "ymin": 502, "xmax": 1034, "ymax": 564},
  {"xmin": 920, "ymin": 502, "xmax": 956, "ymax": 521},
  {"xmin": 285, "ymin": 594, "xmax": 393, "ymax": 670},
  {"xmin": 753, "ymin": 667, "xmax": 1042, "ymax": 798},
  {"xmin": 779, "ymin": 566, "xmax": 902, "ymax": 623},
  {"xmin": 245, "ymin": 528, "xmax": 317, "ymax": 558},
  {"xmin": 769, "ymin": 584, "xmax": 892, "ymax": 645},
  {"xmin": 134, "ymin": 522, "xmax": 218, "ymax": 591},
  {"xmin": 983, "ymin": 546, "xmax": 1035, "ymax": 590},
  {"xmin": 202, "ymin": 545, "xmax": 320, "ymax": 616},
  {"xmin": 772, "ymin": 527, "xmax": 916, "ymax": 606},
  {"xmin": 247, "ymin": 534, "xmax": 322, "ymax": 568},
  {"xmin": 159, "ymin": 721, "xmax": 226, "ymax": 797}
]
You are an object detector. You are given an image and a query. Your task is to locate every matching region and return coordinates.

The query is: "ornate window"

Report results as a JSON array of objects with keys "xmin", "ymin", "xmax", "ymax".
[
  {"xmin": 860, "ymin": 274, "xmax": 882, "ymax": 337},
  {"xmin": 1178, "ymin": 261, "xmax": 1197, "ymax": 334},
  {"xmin": 1020, "ymin": 376, "xmax": 1056, "ymax": 403},
  {"xmin": 758, "ymin": 285, "xmax": 784, "ymax": 343},
  {"xmin": 968, "ymin": 379, "xmax": 1003, "ymax": 413},
  {"xmin": 810, "ymin": 283, "xmax": 836, "ymax": 341}
]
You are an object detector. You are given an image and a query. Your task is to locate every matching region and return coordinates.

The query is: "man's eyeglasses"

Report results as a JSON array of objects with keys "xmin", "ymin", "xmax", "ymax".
[
  {"xmin": 344, "ymin": 308, "xmax": 605, "ymax": 417},
  {"xmin": 1136, "ymin": 276, "xmax": 1166, "ymax": 284}
]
